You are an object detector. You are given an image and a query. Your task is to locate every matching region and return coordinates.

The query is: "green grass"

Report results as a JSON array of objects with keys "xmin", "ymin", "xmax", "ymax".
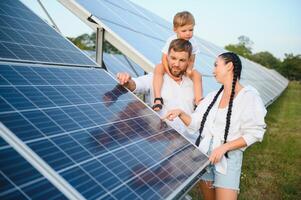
[{"xmin": 189, "ymin": 81, "xmax": 301, "ymax": 200}]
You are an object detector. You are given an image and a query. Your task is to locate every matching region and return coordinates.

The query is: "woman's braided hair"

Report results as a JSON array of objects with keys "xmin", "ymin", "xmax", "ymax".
[{"xmin": 195, "ymin": 52, "xmax": 242, "ymax": 157}]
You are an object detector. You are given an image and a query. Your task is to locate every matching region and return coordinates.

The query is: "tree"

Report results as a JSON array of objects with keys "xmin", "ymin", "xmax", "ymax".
[
  {"xmin": 225, "ymin": 35, "xmax": 253, "ymax": 59},
  {"xmin": 278, "ymin": 54, "xmax": 301, "ymax": 80},
  {"xmin": 252, "ymin": 51, "xmax": 281, "ymax": 69},
  {"xmin": 238, "ymin": 35, "xmax": 254, "ymax": 50},
  {"xmin": 225, "ymin": 44, "xmax": 252, "ymax": 59}
]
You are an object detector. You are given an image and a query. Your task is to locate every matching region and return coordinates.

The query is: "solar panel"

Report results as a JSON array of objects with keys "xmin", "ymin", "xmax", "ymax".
[
  {"xmin": 0, "ymin": 138, "xmax": 68, "ymax": 200},
  {"xmin": 60, "ymin": 0, "xmax": 288, "ymax": 103},
  {"xmin": 0, "ymin": 63, "xmax": 208, "ymax": 199},
  {"xmin": 0, "ymin": 0, "xmax": 95, "ymax": 66}
]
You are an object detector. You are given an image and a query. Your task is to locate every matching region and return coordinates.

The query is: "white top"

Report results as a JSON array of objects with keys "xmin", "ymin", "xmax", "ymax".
[
  {"xmin": 187, "ymin": 86, "xmax": 267, "ymax": 174},
  {"xmin": 161, "ymin": 35, "xmax": 200, "ymax": 55},
  {"xmin": 213, "ymin": 108, "xmax": 228, "ymax": 134},
  {"xmin": 132, "ymin": 73, "xmax": 197, "ymax": 142}
]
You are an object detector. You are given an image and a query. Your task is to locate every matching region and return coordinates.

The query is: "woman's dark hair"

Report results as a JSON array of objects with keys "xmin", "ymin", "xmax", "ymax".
[{"xmin": 195, "ymin": 52, "xmax": 242, "ymax": 158}]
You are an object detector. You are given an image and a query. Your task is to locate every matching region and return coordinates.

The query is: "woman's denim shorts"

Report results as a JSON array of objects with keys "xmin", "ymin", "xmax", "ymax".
[{"xmin": 199, "ymin": 140, "xmax": 243, "ymax": 191}]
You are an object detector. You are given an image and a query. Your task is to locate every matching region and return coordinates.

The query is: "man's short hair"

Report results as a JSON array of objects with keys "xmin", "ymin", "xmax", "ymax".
[
  {"xmin": 168, "ymin": 39, "xmax": 192, "ymax": 57},
  {"xmin": 173, "ymin": 11, "xmax": 195, "ymax": 28}
]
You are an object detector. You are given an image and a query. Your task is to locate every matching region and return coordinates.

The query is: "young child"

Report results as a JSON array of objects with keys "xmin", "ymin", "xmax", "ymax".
[{"xmin": 152, "ymin": 11, "xmax": 203, "ymax": 111}]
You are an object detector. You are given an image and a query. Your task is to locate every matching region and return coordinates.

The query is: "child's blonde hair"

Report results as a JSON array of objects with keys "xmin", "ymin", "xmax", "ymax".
[{"xmin": 173, "ymin": 11, "xmax": 195, "ymax": 28}]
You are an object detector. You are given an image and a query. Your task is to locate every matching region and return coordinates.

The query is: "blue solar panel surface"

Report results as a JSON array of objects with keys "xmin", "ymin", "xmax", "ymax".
[
  {"xmin": 0, "ymin": 63, "xmax": 208, "ymax": 199},
  {"xmin": 0, "ymin": 0, "xmax": 95, "ymax": 66},
  {"xmin": 0, "ymin": 138, "xmax": 67, "ymax": 200}
]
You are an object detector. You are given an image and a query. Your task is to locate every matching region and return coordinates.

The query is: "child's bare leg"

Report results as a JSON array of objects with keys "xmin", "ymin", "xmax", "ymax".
[
  {"xmin": 190, "ymin": 69, "xmax": 203, "ymax": 105},
  {"xmin": 186, "ymin": 54, "xmax": 195, "ymax": 77},
  {"xmin": 153, "ymin": 64, "xmax": 165, "ymax": 111},
  {"xmin": 186, "ymin": 65, "xmax": 193, "ymax": 77}
]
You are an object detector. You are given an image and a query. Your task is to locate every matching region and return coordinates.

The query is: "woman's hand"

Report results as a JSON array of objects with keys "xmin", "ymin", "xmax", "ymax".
[
  {"xmin": 209, "ymin": 144, "xmax": 229, "ymax": 164},
  {"xmin": 163, "ymin": 109, "xmax": 183, "ymax": 121}
]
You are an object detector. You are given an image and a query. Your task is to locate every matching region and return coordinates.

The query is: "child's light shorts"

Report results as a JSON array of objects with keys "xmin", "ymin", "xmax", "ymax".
[{"xmin": 199, "ymin": 146, "xmax": 243, "ymax": 191}]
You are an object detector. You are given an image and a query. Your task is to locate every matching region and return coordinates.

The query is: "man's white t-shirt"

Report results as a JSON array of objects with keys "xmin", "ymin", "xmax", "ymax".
[
  {"xmin": 132, "ymin": 73, "xmax": 198, "ymax": 143},
  {"xmin": 161, "ymin": 35, "xmax": 200, "ymax": 55}
]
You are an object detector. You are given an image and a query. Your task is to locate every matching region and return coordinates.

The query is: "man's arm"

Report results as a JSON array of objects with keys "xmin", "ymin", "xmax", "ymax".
[{"xmin": 116, "ymin": 72, "xmax": 136, "ymax": 91}]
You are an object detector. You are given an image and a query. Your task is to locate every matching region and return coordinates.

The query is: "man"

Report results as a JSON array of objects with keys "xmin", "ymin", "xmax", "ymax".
[{"xmin": 117, "ymin": 39, "xmax": 202, "ymax": 143}]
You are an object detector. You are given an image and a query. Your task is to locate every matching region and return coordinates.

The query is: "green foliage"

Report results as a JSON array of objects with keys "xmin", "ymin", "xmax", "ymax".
[
  {"xmin": 278, "ymin": 54, "xmax": 301, "ymax": 80},
  {"xmin": 67, "ymin": 33, "xmax": 94, "ymax": 50},
  {"xmin": 225, "ymin": 35, "xmax": 253, "ymax": 59},
  {"xmin": 225, "ymin": 43, "xmax": 252, "ymax": 59},
  {"xmin": 252, "ymin": 51, "xmax": 281, "ymax": 69},
  {"xmin": 68, "ymin": 32, "xmax": 121, "ymax": 54}
]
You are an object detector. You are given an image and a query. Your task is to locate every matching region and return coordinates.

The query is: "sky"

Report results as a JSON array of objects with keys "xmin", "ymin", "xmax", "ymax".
[{"xmin": 21, "ymin": 0, "xmax": 301, "ymax": 60}]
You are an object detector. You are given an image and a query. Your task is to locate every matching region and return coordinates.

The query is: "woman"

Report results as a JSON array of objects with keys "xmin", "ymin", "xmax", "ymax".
[{"xmin": 164, "ymin": 52, "xmax": 267, "ymax": 200}]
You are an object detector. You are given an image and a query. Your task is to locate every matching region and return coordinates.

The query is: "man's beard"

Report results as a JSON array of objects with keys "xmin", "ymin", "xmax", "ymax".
[{"xmin": 169, "ymin": 66, "xmax": 185, "ymax": 78}]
